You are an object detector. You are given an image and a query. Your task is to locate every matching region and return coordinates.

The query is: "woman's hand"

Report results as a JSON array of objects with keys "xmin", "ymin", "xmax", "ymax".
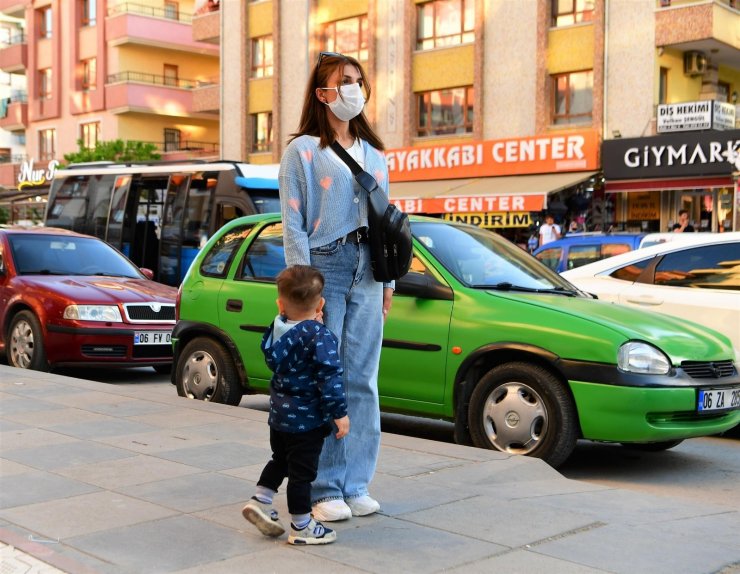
[{"xmin": 382, "ymin": 287, "xmax": 393, "ymax": 322}]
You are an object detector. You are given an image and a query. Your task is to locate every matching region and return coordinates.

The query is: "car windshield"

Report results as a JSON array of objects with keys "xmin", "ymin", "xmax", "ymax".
[
  {"xmin": 412, "ymin": 221, "xmax": 580, "ymax": 294},
  {"xmin": 9, "ymin": 234, "xmax": 142, "ymax": 278}
]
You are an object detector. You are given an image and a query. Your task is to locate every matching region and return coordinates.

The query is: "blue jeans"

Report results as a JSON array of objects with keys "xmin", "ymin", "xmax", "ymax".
[{"xmin": 309, "ymin": 239, "xmax": 383, "ymax": 503}]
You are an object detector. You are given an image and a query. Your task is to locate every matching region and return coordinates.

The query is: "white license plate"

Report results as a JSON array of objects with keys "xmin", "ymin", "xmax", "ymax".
[
  {"xmin": 697, "ymin": 387, "xmax": 740, "ymax": 413},
  {"xmin": 133, "ymin": 331, "xmax": 172, "ymax": 346}
]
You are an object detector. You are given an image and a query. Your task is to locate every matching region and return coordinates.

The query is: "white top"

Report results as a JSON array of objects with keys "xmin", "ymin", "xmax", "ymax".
[{"xmin": 539, "ymin": 223, "xmax": 561, "ymax": 246}]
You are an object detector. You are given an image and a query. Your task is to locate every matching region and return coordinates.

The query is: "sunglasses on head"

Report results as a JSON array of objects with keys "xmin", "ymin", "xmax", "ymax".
[{"xmin": 316, "ymin": 51, "xmax": 346, "ymax": 67}]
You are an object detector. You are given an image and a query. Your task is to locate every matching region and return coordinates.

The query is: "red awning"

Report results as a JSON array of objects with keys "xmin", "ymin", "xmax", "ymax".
[{"xmin": 605, "ymin": 176, "xmax": 733, "ymax": 193}]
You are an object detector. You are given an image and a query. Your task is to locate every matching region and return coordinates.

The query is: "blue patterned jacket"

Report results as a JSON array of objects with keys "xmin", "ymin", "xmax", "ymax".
[{"xmin": 261, "ymin": 316, "xmax": 347, "ymax": 433}]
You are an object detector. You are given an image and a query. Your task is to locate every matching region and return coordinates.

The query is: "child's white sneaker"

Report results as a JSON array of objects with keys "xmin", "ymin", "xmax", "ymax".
[
  {"xmin": 242, "ymin": 498, "xmax": 285, "ymax": 537},
  {"xmin": 288, "ymin": 518, "xmax": 336, "ymax": 545}
]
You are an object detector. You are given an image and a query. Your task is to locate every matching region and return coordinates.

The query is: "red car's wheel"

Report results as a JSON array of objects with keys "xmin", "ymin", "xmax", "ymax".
[{"xmin": 7, "ymin": 310, "xmax": 49, "ymax": 371}]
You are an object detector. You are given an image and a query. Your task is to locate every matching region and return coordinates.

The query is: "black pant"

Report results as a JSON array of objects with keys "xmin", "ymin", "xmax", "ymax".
[{"xmin": 257, "ymin": 425, "xmax": 331, "ymax": 515}]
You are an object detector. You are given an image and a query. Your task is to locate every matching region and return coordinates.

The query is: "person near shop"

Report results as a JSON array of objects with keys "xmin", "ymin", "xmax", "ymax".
[
  {"xmin": 242, "ymin": 265, "xmax": 349, "ymax": 545},
  {"xmin": 278, "ymin": 51, "xmax": 392, "ymax": 522},
  {"xmin": 539, "ymin": 213, "xmax": 562, "ymax": 246},
  {"xmin": 672, "ymin": 210, "xmax": 695, "ymax": 233}
]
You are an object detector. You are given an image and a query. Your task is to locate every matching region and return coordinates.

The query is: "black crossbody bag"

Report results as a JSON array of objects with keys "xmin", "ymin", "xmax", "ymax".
[{"xmin": 330, "ymin": 141, "xmax": 413, "ymax": 283}]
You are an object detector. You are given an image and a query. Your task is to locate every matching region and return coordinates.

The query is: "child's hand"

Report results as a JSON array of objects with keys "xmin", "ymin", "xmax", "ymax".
[{"xmin": 334, "ymin": 415, "xmax": 349, "ymax": 439}]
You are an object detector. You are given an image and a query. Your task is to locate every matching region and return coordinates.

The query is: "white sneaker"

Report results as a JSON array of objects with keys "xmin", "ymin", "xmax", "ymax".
[
  {"xmin": 345, "ymin": 495, "xmax": 380, "ymax": 516},
  {"xmin": 288, "ymin": 518, "xmax": 336, "ymax": 545},
  {"xmin": 311, "ymin": 499, "xmax": 352, "ymax": 522}
]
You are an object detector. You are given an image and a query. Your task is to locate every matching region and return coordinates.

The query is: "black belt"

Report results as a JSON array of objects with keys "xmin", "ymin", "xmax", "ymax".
[{"xmin": 343, "ymin": 228, "xmax": 368, "ymax": 244}]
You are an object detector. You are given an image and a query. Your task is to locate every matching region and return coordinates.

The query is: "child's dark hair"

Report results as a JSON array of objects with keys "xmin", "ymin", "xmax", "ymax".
[{"xmin": 276, "ymin": 265, "xmax": 324, "ymax": 313}]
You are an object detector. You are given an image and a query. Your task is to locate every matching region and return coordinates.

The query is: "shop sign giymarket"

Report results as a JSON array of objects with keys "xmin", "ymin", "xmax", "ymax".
[
  {"xmin": 656, "ymin": 100, "xmax": 735, "ymax": 133},
  {"xmin": 443, "ymin": 212, "xmax": 532, "ymax": 228},
  {"xmin": 386, "ymin": 130, "xmax": 598, "ymax": 182},
  {"xmin": 18, "ymin": 158, "xmax": 59, "ymax": 190},
  {"xmin": 602, "ymin": 129, "xmax": 740, "ymax": 180}
]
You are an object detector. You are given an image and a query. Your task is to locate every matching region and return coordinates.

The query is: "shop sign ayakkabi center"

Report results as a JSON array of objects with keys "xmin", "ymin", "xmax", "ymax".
[
  {"xmin": 657, "ymin": 100, "xmax": 735, "ymax": 134},
  {"xmin": 386, "ymin": 130, "xmax": 598, "ymax": 182}
]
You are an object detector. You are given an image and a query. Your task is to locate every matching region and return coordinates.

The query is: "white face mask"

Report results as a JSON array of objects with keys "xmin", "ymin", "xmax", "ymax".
[{"xmin": 322, "ymin": 83, "xmax": 365, "ymax": 121}]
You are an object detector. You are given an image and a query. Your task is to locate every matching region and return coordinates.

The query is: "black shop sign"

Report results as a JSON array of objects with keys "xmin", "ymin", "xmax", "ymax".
[{"xmin": 602, "ymin": 129, "xmax": 740, "ymax": 180}]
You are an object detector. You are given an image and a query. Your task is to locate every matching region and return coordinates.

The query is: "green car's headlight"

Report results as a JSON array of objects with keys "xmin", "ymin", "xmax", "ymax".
[
  {"xmin": 618, "ymin": 341, "xmax": 671, "ymax": 375},
  {"xmin": 63, "ymin": 305, "xmax": 123, "ymax": 322}
]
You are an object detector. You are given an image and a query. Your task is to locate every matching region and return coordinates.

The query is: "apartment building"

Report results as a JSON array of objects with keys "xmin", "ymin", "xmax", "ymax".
[
  {"xmin": 215, "ymin": 0, "xmax": 737, "ymax": 240},
  {"xmin": 0, "ymin": 0, "xmax": 221, "ymax": 222}
]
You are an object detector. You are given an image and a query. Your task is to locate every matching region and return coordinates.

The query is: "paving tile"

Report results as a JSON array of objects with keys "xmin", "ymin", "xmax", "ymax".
[
  {"xmin": 0, "ymin": 418, "xmax": 28, "ymax": 432},
  {"xmin": 54, "ymin": 454, "xmax": 203, "ymax": 489},
  {"xmin": 94, "ymin": 428, "xmax": 216, "ymax": 454},
  {"xmin": 171, "ymin": 546, "xmax": 370, "ymax": 574},
  {"xmin": 375, "ymin": 444, "xmax": 468, "ymax": 477},
  {"xmin": 74, "ymin": 399, "xmax": 172, "ymax": 418},
  {"xmin": 67, "ymin": 514, "xmax": 253, "ymax": 573},
  {"xmin": 47, "ymin": 417, "xmax": 159, "ymax": 440},
  {"xmin": 3, "ymin": 407, "xmax": 108, "ymax": 428},
  {"xmin": 364, "ymin": 471, "xmax": 471, "ymax": 516},
  {"xmin": 117, "ymin": 472, "xmax": 252, "ymax": 513},
  {"xmin": 0, "ymin": 397, "xmax": 67, "ymax": 416},
  {"xmin": 1, "ymin": 440, "xmax": 134, "ymax": 472},
  {"xmin": 0, "ymin": 490, "xmax": 178, "ymax": 539},
  {"xmin": 399, "ymin": 494, "xmax": 598, "ymax": 548},
  {"xmin": 296, "ymin": 515, "xmax": 507, "ymax": 573},
  {"xmin": 0, "ymin": 458, "xmax": 36, "ymax": 477},
  {"xmin": 0, "ymin": 427, "xmax": 78, "ymax": 450},
  {"xmin": 443, "ymin": 548, "xmax": 610, "ymax": 574},
  {"xmin": 0, "ymin": 471, "xmax": 99, "ymax": 509},
  {"xmin": 535, "ymin": 522, "xmax": 738, "ymax": 574},
  {"xmin": 153, "ymin": 441, "xmax": 269, "ymax": 471},
  {"xmin": 127, "ymin": 407, "xmax": 243, "ymax": 429}
]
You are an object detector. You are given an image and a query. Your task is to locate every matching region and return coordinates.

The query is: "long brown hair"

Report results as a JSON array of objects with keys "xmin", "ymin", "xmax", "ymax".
[{"xmin": 290, "ymin": 53, "xmax": 385, "ymax": 151}]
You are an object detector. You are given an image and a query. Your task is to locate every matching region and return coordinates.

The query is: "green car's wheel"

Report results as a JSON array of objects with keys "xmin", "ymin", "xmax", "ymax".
[
  {"xmin": 175, "ymin": 337, "xmax": 242, "ymax": 405},
  {"xmin": 7, "ymin": 311, "xmax": 49, "ymax": 372},
  {"xmin": 621, "ymin": 440, "xmax": 684, "ymax": 452},
  {"xmin": 468, "ymin": 362, "xmax": 577, "ymax": 468}
]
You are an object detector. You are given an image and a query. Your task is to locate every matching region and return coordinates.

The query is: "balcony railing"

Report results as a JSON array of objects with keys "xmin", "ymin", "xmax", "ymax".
[
  {"xmin": 107, "ymin": 71, "xmax": 200, "ymax": 89},
  {"xmin": 107, "ymin": 2, "xmax": 193, "ymax": 23},
  {"xmin": 0, "ymin": 31, "xmax": 26, "ymax": 47},
  {"xmin": 138, "ymin": 139, "xmax": 220, "ymax": 154}
]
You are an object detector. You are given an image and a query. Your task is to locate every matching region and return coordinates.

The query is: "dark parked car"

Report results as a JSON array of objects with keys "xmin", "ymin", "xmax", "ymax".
[
  {"xmin": 534, "ymin": 232, "xmax": 646, "ymax": 273},
  {"xmin": 0, "ymin": 226, "xmax": 177, "ymax": 372}
]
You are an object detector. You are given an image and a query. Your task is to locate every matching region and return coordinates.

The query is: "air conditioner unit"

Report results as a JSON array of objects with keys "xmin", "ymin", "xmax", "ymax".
[{"xmin": 684, "ymin": 51, "xmax": 707, "ymax": 76}]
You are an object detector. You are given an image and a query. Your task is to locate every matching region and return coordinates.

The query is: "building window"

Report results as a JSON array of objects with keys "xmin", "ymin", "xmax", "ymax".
[
  {"xmin": 39, "ymin": 7, "xmax": 52, "ymax": 39},
  {"xmin": 164, "ymin": 1, "xmax": 179, "ymax": 20},
  {"xmin": 659, "ymin": 67, "xmax": 668, "ymax": 105},
  {"xmin": 164, "ymin": 128, "xmax": 181, "ymax": 152},
  {"xmin": 416, "ymin": 0, "xmax": 474, "ymax": 50},
  {"xmin": 39, "ymin": 68, "xmax": 52, "ymax": 99},
  {"xmin": 251, "ymin": 36, "xmax": 273, "ymax": 78},
  {"xmin": 552, "ymin": 0, "xmax": 594, "ymax": 26},
  {"xmin": 417, "ymin": 86, "xmax": 474, "ymax": 137},
  {"xmin": 163, "ymin": 64, "xmax": 179, "ymax": 87},
  {"xmin": 252, "ymin": 112, "xmax": 273, "ymax": 153},
  {"xmin": 80, "ymin": 122, "xmax": 100, "ymax": 149},
  {"xmin": 717, "ymin": 81, "xmax": 730, "ymax": 103},
  {"xmin": 81, "ymin": 0, "xmax": 96, "ymax": 26},
  {"xmin": 39, "ymin": 128, "xmax": 56, "ymax": 160},
  {"xmin": 552, "ymin": 70, "xmax": 593, "ymax": 125},
  {"xmin": 322, "ymin": 15, "xmax": 368, "ymax": 62},
  {"xmin": 82, "ymin": 58, "xmax": 96, "ymax": 91}
]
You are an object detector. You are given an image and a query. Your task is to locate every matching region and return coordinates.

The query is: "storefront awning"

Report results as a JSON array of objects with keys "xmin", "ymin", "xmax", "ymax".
[
  {"xmin": 605, "ymin": 176, "xmax": 734, "ymax": 193},
  {"xmin": 389, "ymin": 171, "xmax": 597, "ymax": 214}
]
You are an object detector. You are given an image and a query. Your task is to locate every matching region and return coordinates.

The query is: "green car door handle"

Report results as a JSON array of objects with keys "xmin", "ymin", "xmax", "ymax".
[{"xmin": 226, "ymin": 299, "xmax": 243, "ymax": 312}]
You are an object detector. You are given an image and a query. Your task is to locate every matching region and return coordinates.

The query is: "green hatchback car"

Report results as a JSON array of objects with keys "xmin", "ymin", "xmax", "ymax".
[{"xmin": 172, "ymin": 214, "xmax": 740, "ymax": 467}]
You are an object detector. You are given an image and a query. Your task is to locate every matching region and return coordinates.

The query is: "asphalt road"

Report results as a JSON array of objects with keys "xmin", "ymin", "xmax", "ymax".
[{"xmin": 26, "ymin": 365, "xmax": 740, "ymax": 510}]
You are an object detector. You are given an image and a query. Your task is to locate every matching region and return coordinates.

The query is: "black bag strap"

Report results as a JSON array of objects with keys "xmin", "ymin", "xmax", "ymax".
[{"xmin": 330, "ymin": 140, "xmax": 380, "ymax": 195}]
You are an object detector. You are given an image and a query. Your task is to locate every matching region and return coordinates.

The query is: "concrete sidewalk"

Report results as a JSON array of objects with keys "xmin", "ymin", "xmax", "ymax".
[{"xmin": 1, "ymin": 365, "xmax": 739, "ymax": 574}]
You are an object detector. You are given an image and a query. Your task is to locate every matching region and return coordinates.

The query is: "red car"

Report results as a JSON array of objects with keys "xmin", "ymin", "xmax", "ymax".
[{"xmin": 0, "ymin": 226, "xmax": 177, "ymax": 372}]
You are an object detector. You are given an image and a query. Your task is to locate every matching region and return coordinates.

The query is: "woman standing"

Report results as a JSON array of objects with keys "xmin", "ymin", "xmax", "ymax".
[{"xmin": 278, "ymin": 52, "xmax": 393, "ymax": 522}]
